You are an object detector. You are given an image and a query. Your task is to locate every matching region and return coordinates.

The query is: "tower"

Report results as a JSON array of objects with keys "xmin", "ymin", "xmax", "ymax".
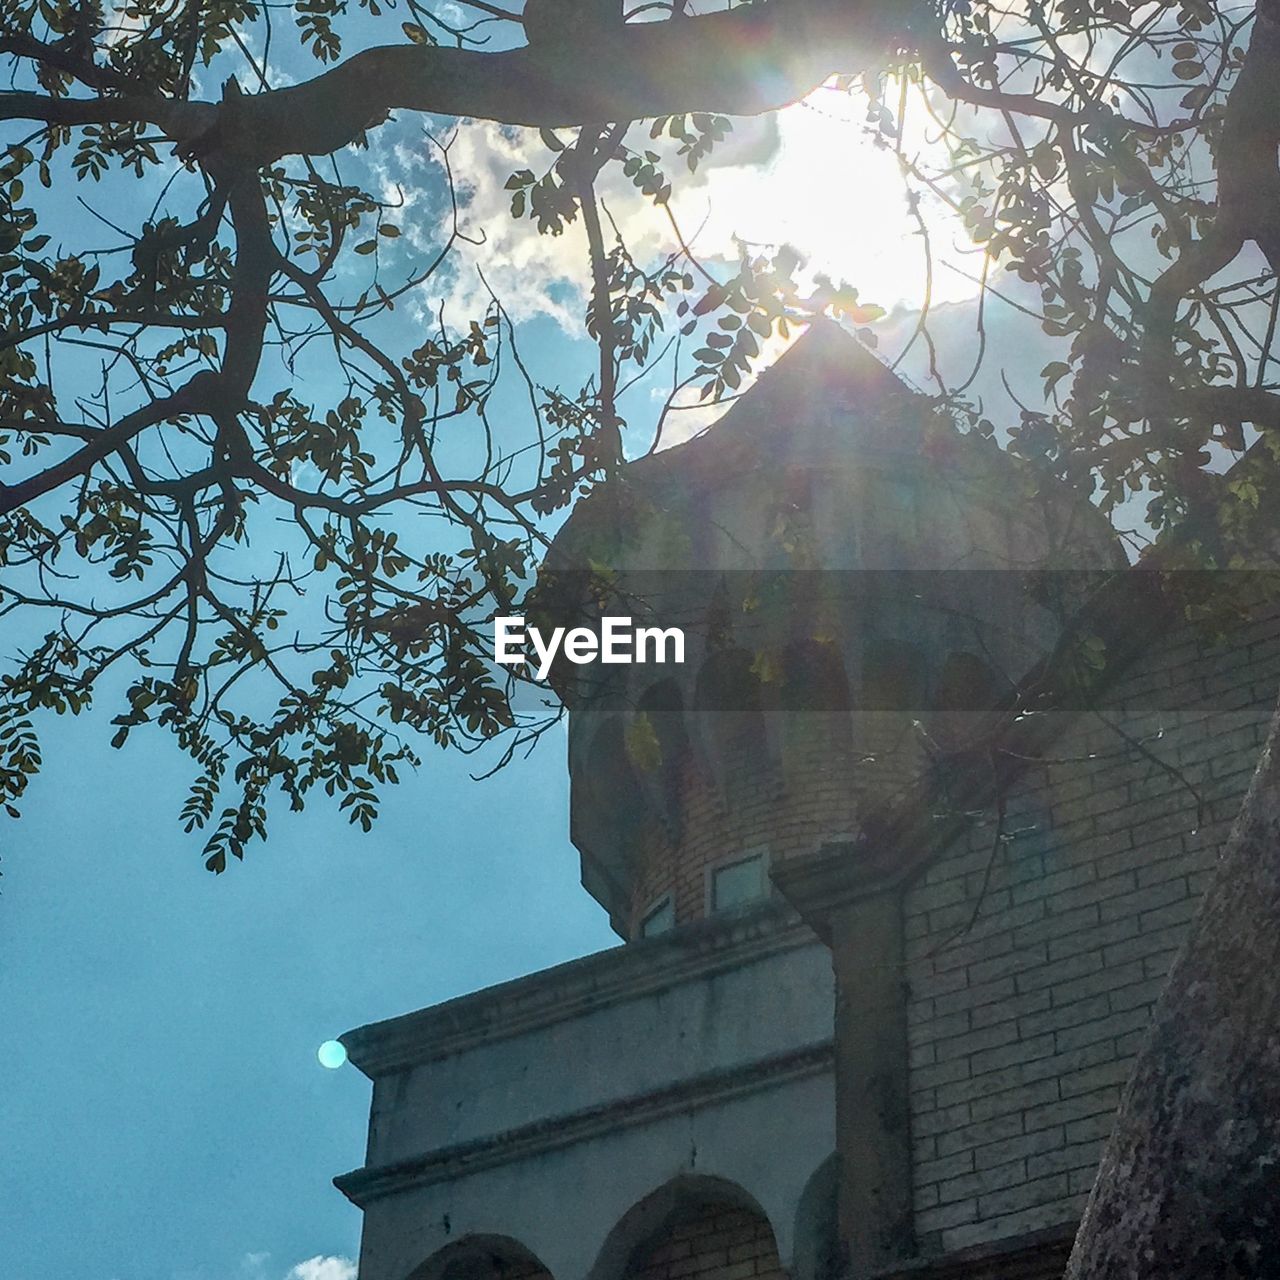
[{"xmin": 538, "ymin": 320, "xmax": 1122, "ymax": 938}]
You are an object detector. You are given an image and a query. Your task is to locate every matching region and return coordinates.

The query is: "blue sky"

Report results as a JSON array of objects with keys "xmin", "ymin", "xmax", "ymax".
[
  {"xmin": 0, "ymin": 119, "xmax": 1058, "ymax": 1280},
  {"xmin": 1, "ymin": 95, "xmax": 623, "ymax": 1275},
  {"xmin": 1, "ymin": 686, "xmax": 617, "ymax": 1280},
  {"xmin": 0, "ymin": 32, "xmax": 674, "ymax": 1274}
]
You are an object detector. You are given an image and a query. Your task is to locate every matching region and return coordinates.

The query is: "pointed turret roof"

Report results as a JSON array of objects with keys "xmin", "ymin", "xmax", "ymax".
[
  {"xmin": 631, "ymin": 319, "xmax": 928, "ymax": 488},
  {"xmin": 727, "ymin": 315, "xmax": 915, "ymax": 420}
]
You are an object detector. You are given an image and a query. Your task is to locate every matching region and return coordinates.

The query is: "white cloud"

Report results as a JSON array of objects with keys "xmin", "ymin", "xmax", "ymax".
[
  {"xmin": 403, "ymin": 81, "xmax": 978, "ymax": 333},
  {"xmin": 221, "ymin": 1251, "xmax": 357, "ymax": 1280},
  {"xmin": 333, "ymin": 79, "xmax": 994, "ymax": 451},
  {"xmin": 285, "ymin": 1257, "xmax": 357, "ymax": 1280},
  {"xmin": 420, "ymin": 119, "xmax": 592, "ymax": 326}
]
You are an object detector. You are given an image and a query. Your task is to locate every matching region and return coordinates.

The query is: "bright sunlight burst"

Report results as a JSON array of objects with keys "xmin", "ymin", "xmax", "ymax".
[{"xmin": 676, "ymin": 79, "xmax": 983, "ymax": 314}]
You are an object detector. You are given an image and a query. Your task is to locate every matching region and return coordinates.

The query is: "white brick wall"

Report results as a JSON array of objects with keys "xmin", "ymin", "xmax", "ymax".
[{"xmin": 903, "ymin": 605, "xmax": 1280, "ymax": 1253}]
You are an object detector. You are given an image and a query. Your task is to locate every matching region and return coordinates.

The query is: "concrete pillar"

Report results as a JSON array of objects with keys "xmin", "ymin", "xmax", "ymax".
[
  {"xmin": 772, "ymin": 845, "xmax": 915, "ymax": 1278},
  {"xmin": 828, "ymin": 891, "xmax": 913, "ymax": 1274}
]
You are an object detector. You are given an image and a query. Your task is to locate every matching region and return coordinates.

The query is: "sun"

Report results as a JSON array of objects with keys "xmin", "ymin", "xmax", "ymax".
[{"xmin": 679, "ymin": 81, "xmax": 983, "ymax": 315}]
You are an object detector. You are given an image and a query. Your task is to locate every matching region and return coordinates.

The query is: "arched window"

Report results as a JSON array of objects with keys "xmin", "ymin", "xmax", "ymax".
[
  {"xmin": 694, "ymin": 646, "xmax": 761, "ymax": 716},
  {"xmin": 590, "ymin": 1177, "xmax": 786, "ymax": 1280},
  {"xmin": 781, "ymin": 640, "xmax": 850, "ymax": 712},
  {"xmin": 692, "ymin": 647, "xmax": 770, "ymax": 808},
  {"xmin": 569, "ymin": 712, "xmax": 650, "ymax": 909},
  {"xmin": 582, "ymin": 716, "xmax": 647, "ymax": 825},
  {"xmin": 930, "ymin": 649, "xmax": 1006, "ymax": 751},
  {"xmin": 633, "ymin": 678, "xmax": 692, "ymax": 834},
  {"xmin": 860, "ymin": 638, "xmax": 925, "ymax": 712}
]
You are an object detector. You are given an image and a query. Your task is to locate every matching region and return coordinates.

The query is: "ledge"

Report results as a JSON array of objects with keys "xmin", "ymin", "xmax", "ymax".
[
  {"xmin": 873, "ymin": 1224, "xmax": 1076, "ymax": 1280},
  {"xmin": 341, "ymin": 899, "xmax": 819, "ymax": 1077},
  {"xmin": 334, "ymin": 1038, "xmax": 835, "ymax": 1207},
  {"xmin": 770, "ymin": 838, "xmax": 934, "ymax": 943}
]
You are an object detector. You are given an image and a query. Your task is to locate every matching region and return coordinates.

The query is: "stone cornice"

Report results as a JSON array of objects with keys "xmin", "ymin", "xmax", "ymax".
[
  {"xmin": 342, "ymin": 900, "xmax": 819, "ymax": 1078},
  {"xmin": 770, "ymin": 840, "xmax": 922, "ymax": 942},
  {"xmin": 334, "ymin": 1038, "xmax": 835, "ymax": 1207}
]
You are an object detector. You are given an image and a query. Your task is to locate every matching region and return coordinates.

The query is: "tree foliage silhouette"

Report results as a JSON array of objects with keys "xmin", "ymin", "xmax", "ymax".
[{"xmin": 3, "ymin": 0, "xmax": 1279, "ymax": 873}]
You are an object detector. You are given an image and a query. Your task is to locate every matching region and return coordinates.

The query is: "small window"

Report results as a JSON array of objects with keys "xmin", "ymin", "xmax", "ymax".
[
  {"xmin": 710, "ymin": 852, "xmax": 769, "ymax": 914},
  {"xmin": 639, "ymin": 896, "xmax": 674, "ymax": 938}
]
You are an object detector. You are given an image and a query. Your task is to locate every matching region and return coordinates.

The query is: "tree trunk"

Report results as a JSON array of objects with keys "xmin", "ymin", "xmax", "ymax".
[{"xmin": 1067, "ymin": 700, "xmax": 1280, "ymax": 1278}]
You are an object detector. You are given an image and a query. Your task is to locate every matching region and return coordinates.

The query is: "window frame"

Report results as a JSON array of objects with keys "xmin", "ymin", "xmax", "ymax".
[
  {"xmin": 705, "ymin": 846, "xmax": 772, "ymax": 916},
  {"xmin": 638, "ymin": 894, "xmax": 675, "ymax": 939}
]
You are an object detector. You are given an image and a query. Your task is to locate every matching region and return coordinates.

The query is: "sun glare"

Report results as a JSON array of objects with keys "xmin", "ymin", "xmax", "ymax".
[{"xmin": 689, "ymin": 82, "xmax": 981, "ymax": 314}]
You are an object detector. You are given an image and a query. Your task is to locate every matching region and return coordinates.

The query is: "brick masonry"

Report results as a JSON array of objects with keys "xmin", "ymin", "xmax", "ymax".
[
  {"xmin": 628, "ymin": 709, "xmax": 865, "ymax": 934},
  {"xmin": 430, "ymin": 1251, "xmax": 550, "ymax": 1280},
  {"xmin": 629, "ymin": 707, "xmax": 937, "ymax": 937},
  {"xmin": 624, "ymin": 1205, "xmax": 787, "ymax": 1280},
  {"xmin": 903, "ymin": 600, "xmax": 1280, "ymax": 1254},
  {"xmin": 620, "ymin": 595, "xmax": 1280, "ymax": 1259}
]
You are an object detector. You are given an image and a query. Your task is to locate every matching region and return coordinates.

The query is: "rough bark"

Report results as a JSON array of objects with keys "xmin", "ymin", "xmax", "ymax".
[{"xmin": 1067, "ymin": 701, "xmax": 1280, "ymax": 1278}]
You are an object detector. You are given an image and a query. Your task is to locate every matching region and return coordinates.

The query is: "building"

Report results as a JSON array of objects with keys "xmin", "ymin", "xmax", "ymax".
[{"xmin": 333, "ymin": 323, "xmax": 1280, "ymax": 1280}]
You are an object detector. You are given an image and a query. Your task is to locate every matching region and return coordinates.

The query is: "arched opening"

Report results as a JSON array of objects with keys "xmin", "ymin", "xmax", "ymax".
[
  {"xmin": 694, "ymin": 646, "xmax": 763, "ymax": 716},
  {"xmin": 931, "ymin": 649, "xmax": 1006, "ymax": 751},
  {"xmin": 847, "ymin": 635, "xmax": 927, "ymax": 803},
  {"xmin": 569, "ymin": 712, "xmax": 652, "ymax": 932},
  {"xmin": 774, "ymin": 639, "xmax": 857, "ymax": 817},
  {"xmin": 781, "ymin": 639, "xmax": 850, "ymax": 712},
  {"xmin": 409, "ymin": 1235, "xmax": 554, "ymax": 1280},
  {"xmin": 860, "ymin": 638, "xmax": 925, "ymax": 712},
  {"xmin": 633, "ymin": 677, "xmax": 692, "ymax": 836},
  {"xmin": 591, "ymin": 1176, "xmax": 787, "ymax": 1280},
  {"xmin": 935, "ymin": 650, "xmax": 1003, "ymax": 712},
  {"xmin": 578, "ymin": 715, "xmax": 648, "ymax": 838}
]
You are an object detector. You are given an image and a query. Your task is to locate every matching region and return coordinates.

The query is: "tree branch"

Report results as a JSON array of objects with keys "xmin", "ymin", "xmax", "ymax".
[
  {"xmin": 5, "ymin": 2, "xmax": 898, "ymax": 164},
  {"xmin": 0, "ymin": 32, "xmax": 144, "ymax": 94},
  {"xmin": 0, "ymin": 374, "xmax": 217, "ymax": 513}
]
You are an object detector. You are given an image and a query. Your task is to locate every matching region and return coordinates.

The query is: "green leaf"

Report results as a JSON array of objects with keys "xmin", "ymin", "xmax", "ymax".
[
  {"xmin": 1041, "ymin": 360, "xmax": 1071, "ymax": 390},
  {"xmin": 625, "ymin": 713, "xmax": 662, "ymax": 772}
]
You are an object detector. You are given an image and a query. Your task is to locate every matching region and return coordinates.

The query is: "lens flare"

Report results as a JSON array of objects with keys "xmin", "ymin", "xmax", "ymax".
[{"xmin": 317, "ymin": 1039, "xmax": 348, "ymax": 1070}]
